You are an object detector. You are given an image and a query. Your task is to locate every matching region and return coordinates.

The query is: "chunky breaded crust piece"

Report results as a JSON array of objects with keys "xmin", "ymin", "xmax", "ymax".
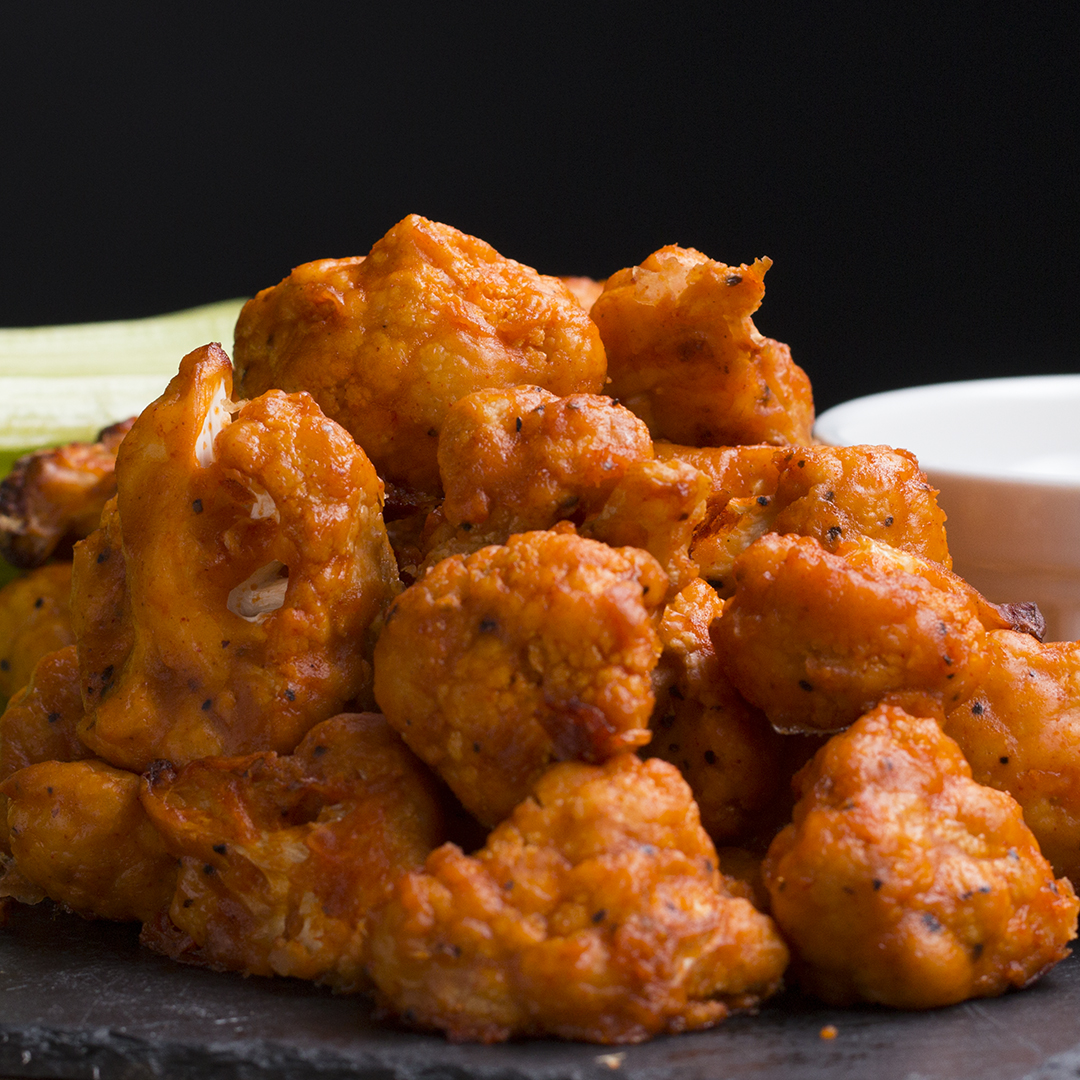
[
  {"xmin": 945, "ymin": 631, "xmax": 1080, "ymax": 884},
  {"xmin": 139, "ymin": 713, "xmax": 444, "ymax": 990},
  {"xmin": 763, "ymin": 703, "xmax": 1078, "ymax": 1008},
  {"xmin": 374, "ymin": 530, "xmax": 666, "ymax": 826},
  {"xmin": 0, "ymin": 418, "xmax": 133, "ymax": 569},
  {"xmin": 592, "ymin": 246, "xmax": 813, "ymax": 447},
  {"xmin": 0, "ymin": 644, "xmax": 90, "ymax": 851},
  {"xmin": 1, "ymin": 758, "xmax": 177, "ymax": 922},
  {"xmin": 713, "ymin": 534, "xmax": 990, "ymax": 732},
  {"xmin": 234, "ymin": 215, "xmax": 607, "ymax": 493},
  {"xmin": 0, "ymin": 562, "xmax": 75, "ymax": 703},
  {"xmin": 366, "ymin": 754, "xmax": 789, "ymax": 1043},
  {"xmin": 71, "ymin": 344, "xmax": 400, "ymax": 771}
]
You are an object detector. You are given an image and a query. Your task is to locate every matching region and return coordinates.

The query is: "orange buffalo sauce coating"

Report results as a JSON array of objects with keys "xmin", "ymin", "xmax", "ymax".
[
  {"xmin": 139, "ymin": 713, "xmax": 445, "ymax": 990},
  {"xmin": 234, "ymin": 215, "xmax": 607, "ymax": 494},
  {"xmin": 592, "ymin": 247, "xmax": 813, "ymax": 448},
  {"xmin": 763, "ymin": 703, "xmax": 1078, "ymax": 1008},
  {"xmin": 71, "ymin": 345, "xmax": 400, "ymax": 771},
  {"xmin": 374, "ymin": 530, "xmax": 666, "ymax": 827},
  {"xmin": 366, "ymin": 754, "xmax": 788, "ymax": 1043}
]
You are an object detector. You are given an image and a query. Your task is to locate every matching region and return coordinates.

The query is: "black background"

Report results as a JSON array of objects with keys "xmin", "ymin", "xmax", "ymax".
[{"xmin": 1, "ymin": 3, "xmax": 1077, "ymax": 413}]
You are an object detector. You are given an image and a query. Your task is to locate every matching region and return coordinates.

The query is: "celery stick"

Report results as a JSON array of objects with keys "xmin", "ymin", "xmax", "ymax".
[{"xmin": 0, "ymin": 298, "xmax": 246, "ymax": 377}]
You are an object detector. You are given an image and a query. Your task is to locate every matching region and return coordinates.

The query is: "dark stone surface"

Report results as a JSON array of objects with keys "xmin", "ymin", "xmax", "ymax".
[{"xmin": 1, "ymin": 903, "xmax": 1079, "ymax": 1079}]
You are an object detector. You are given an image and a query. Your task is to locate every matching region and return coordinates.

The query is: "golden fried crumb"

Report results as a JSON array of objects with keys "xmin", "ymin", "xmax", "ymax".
[
  {"xmin": 763, "ymin": 703, "xmax": 1078, "ymax": 1008},
  {"xmin": 234, "ymin": 216, "xmax": 607, "ymax": 492},
  {"xmin": 592, "ymin": 246, "xmax": 813, "ymax": 447},
  {"xmin": 366, "ymin": 754, "xmax": 789, "ymax": 1043},
  {"xmin": 374, "ymin": 531, "xmax": 666, "ymax": 826}
]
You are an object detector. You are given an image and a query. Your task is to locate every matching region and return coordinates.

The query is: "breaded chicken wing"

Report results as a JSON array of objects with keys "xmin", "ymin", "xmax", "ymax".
[
  {"xmin": 0, "ymin": 645, "xmax": 90, "ymax": 851},
  {"xmin": 139, "ymin": 713, "xmax": 444, "ymax": 990},
  {"xmin": 0, "ymin": 561, "xmax": 75, "ymax": 704},
  {"xmin": 0, "ymin": 418, "xmax": 133, "ymax": 568},
  {"xmin": 650, "ymin": 579, "xmax": 823, "ymax": 847},
  {"xmin": 944, "ymin": 631, "xmax": 1080, "ymax": 883},
  {"xmin": 762, "ymin": 703, "xmax": 1078, "ymax": 1008},
  {"xmin": 713, "ymin": 534, "xmax": 992, "ymax": 733},
  {"xmin": 366, "ymin": 753, "xmax": 789, "ymax": 1043},
  {"xmin": 1, "ymin": 757, "xmax": 178, "ymax": 922},
  {"xmin": 234, "ymin": 215, "xmax": 607, "ymax": 493},
  {"xmin": 373, "ymin": 530, "xmax": 666, "ymax": 826},
  {"xmin": 591, "ymin": 246, "xmax": 813, "ymax": 447},
  {"xmin": 71, "ymin": 344, "xmax": 400, "ymax": 771}
]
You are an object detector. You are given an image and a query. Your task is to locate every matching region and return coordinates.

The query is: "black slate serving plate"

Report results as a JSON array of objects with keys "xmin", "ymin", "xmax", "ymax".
[{"xmin": 1, "ymin": 904, "xmax": 1079, "ymax": 1080}]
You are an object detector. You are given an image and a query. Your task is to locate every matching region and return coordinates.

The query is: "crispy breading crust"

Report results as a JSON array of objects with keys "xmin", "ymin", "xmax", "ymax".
[
  {"xmin": 763, "ymin": 703, "xmax": 1078, "ymax": 1008},
  {"xmin": 592, "ymin": 246, "xmax": 813, "ymax": 447},
  {"xmin": 71, "ymin": 344, "xmax": 400, "ymax": 770},
  {"xmin": 366, "ymin": 754, "xmax": 789, "ymax": 1043},
  {"xmin": 234, "ymin": 215, "xmax": 607, "ymax": 493},
  {"xmin": 374, "ymin": 530, "xmax": 666, "ymax": 826}
]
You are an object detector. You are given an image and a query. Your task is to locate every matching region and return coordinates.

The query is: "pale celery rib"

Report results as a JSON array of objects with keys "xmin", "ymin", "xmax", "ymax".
[
  {"xmin": 0, "ymin": 298, "xmax": 247, "ymax": 450},
  {"xmin": 0, "ymin": 298, "xmax": 246, "ymax": 377}
]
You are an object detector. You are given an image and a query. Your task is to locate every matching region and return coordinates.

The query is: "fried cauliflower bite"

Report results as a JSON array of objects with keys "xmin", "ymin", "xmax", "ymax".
[
  {"xmin": 234, "ymin": 215, "xmax": 607, "ymax": 494},
  {"xmin": 420, "ymin": 386, "xmax": 654, "ymax": 567},
  {"xmin": 71, "ymin": 344, "xmax": 401, "ymax": 772},
  {"xmin": 712, "ymin": 534, "xmax": 993, "ymax": 733},
  {"xmin": 373, "ymin": 530, "xmax": 667, "ymax": 827},
  {"xmin": 581, "ymin": 458, "xmax": 710, "ymax": 599},
  {"xmin": 650, "ymin": 579, "xmax": 823, "ymax": 847},
  {"xmin": 138, "ymin": 714, "xmax": 444, "ymax": 990},
  {"xmin": 944, "ymin": 631, "xmax": 1080, "ymax": 884},
  {"xmin": 590, "ymin": 246, "xmax": 813, "ymax": 447},
  {"xmin": 658, "ymin": 444, "xmax": 951, "ymax": 596},
  {"xmin": 762, "ymin": 703, "xmax": 1078, "ymax": 1008},
  {"xmin": 0, "ymin": 561, "xmax": 75, "ymax": 703},
  {"xmin": 0, "ymin": 758, "xmax": 178, "ymax": 922},
  {"xmin": 768, "ymin": 445, "xmax": 951, "ymax": 565},
  {"xmin": 366, "ymin": 753, "xmax": 789, "ymax": 1044},
  {"xmin": 0, "ymin": 645, "xmax": 91, "ymax": 852},
  {"xmin": 421, "ymin": 385, "xmax": 707, "ymax": 595},
  {"xmin": 0, "ymin": 418, "xmax": 133, "ymax": 569}
]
